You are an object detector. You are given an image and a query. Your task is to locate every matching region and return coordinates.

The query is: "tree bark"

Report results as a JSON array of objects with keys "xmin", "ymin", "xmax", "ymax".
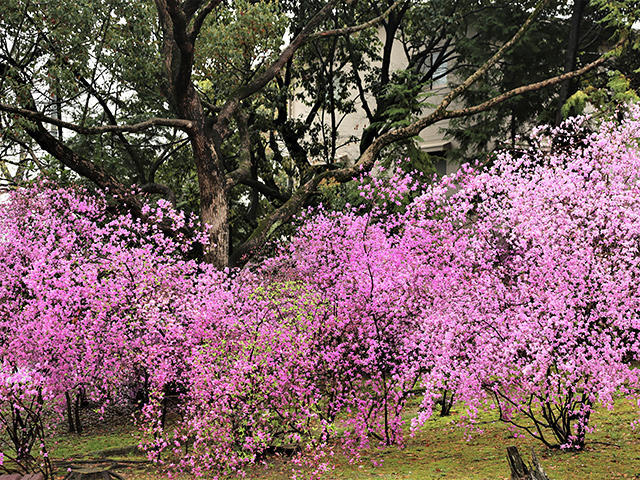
[
  {"xmin": 183, "ymin": 90, "xmax": 230, "ymax": 266},
  {"xmin": 155, "ymin": 0, "xmax": 231, "ymax": 267},
  {"xmin": 198, "ymin": 169, "xmax": 229, "ymax": 267},
  {"xmin": 74, "ymin": 392, "xmax": 83, "ymax": 435},
  {"xmin": 555, "ymin": 0, "xmax": 587, "ymax": 124},
  {"xmin": 506, "ymin": 447, "xmax": 551, "ymax": 480}
]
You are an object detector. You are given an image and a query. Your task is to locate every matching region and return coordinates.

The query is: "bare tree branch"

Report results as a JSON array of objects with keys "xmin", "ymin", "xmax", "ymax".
[
  {"xmin": 346, "ymin": 39, "xmax": 621, "ymax": 181},
  {"xmin": 0, "ymin": 103, "xmax": 193, "ymax": 133},
  {"xmin": 433, "ymin": 0, "xmax": 552, "ymax": 116},
  {"xmin": 189, "ymin": 0, "xmax": 225, "ymax": 41},
  {"xmin": 442, "ymin": 51, "xmax": 614, "ymax": 120}
]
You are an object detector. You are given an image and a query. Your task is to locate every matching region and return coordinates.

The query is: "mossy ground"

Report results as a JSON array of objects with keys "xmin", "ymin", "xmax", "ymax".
[{"xmin": 42, "ymin": 398, "xmax": 640, "ymax": 479}]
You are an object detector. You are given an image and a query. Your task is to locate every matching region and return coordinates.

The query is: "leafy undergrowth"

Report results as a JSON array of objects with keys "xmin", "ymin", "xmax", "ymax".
[{"xmin": 47, "ymin": 398, "xmax": 640, "ymax": 480}]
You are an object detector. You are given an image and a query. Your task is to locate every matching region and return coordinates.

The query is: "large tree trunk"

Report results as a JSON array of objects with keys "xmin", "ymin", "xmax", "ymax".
[
  {"xmin": 176, "ymin": 84, "xmax": 230, "ymax": 268},
  {"xmin": 65, "ymin": 391, "xmax": 76, "ymax": 434},
  {"xmin": 555, "ymin": 0, "xmax": 586, "ymax": 124},
  {"xmin": 198, "ymin": 171, "xmax": 230, "ymax": 268}
]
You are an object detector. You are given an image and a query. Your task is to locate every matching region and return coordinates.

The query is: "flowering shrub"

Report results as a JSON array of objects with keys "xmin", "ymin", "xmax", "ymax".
[
  {"xmin": 406, "ymin": 112, "xmax": 640, "ymax": 449},
  {"xmin": 2, "ymin": 108, "xmax": 640, "ymax": 477},
  {"xmin": 139, "ymin": 278, "xmax": 335, "ymax": 476},
  {"xmin": 270, "ymin": 108, "xmax": 640, "ymax": 452},
  {"xmin": 0, "ymin": 182, "xmax": 207, "ymax": 474}
]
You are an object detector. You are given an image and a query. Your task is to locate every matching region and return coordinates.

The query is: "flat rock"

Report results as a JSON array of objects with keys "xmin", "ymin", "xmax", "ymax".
[{"xmin": 63, "ymin": 467, "xmax": 124, "ymax": 480}]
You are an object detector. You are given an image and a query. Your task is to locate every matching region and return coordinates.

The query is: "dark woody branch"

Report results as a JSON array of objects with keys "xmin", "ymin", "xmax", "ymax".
[{"xmin": 0, "ymin": 103, "xmax": 193, "ymax": 134}]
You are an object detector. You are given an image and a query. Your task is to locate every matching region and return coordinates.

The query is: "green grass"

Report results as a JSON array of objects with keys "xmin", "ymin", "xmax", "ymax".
[
  {"xmin": 52, "ymin": 424, "xmax": 142, "ymax": 460},
  {"xmin": 40, "ymin": 399, "xmax": 640, "ymax": 479}
]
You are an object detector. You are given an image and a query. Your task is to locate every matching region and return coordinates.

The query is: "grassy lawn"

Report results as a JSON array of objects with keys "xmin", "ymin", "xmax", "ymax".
[{"xmin": 42, "ymin": 398, "xmax": 640, "ymax": 479}]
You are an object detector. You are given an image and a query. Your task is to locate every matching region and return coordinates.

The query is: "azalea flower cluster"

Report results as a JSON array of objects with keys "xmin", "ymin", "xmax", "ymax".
[{"xmin": 1, "ymin": 109, "xmax": 640, "ymax": 478}]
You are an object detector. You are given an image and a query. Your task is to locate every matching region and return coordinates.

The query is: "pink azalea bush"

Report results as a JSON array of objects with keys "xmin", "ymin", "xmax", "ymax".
[
  {"xmin": 2, "ymin": 107, "xmax": 640, "ymax": 478},
  {"xmin": 0, "ymin": 182, "xmax": 207, "ymax": 475},
  {"xmin": 405, "ymin": 111, "xmax": 640, "ymax": 449},
  {"xmin": 265, "ymin": 108, "xmax": 640, "ymax": 452}
]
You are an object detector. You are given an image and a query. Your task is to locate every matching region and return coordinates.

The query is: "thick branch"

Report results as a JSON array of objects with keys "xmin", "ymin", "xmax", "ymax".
[
  {"xmin": 7, "ymin": 84, "xmax": 143, "ymax": 212},
  {"xmin": 182, "ymin": 0, "xmax": 205, "ymax": 20},
  {"xmin": 353, "ymin": 42, "xmax": 617, "ymax": 173},
  {"xmin": 24, "ymin": 121, "xmax": 144, "ymax": 216},
  {"xmin": 433, "ymin": 0, "xmax": 551, "ymax": 116},
  {"xmin": 225, "ymin": 111, "xmax": 252, "ymax": 189},
  {"xmin": 154, "ymin": 0, "xmax": 198, "ymax": 100},
  {"xmin": 22, "ymin": 110, "xmax": 189, "ymax": 239},
  {"xmin": 140, "ymin": 182, "xmax": 177, "ymax": 206},
  {"xmin": 231, "ymin": 177, "xmax": 320, "ymax": 265},
  {"xmin": 239, "ymin": 178, "xmax": 289, "ymax": 203},
  {"xmin": 189, "ymin": 0, "xmax": 224, "ymax": 41},
  {"xmin": 442, "ymin": 51, "xmax": 612, "ymax": 120},
  {"xmin": 0, "ymin": 103, "xmax": 193, "ymax": 134}
]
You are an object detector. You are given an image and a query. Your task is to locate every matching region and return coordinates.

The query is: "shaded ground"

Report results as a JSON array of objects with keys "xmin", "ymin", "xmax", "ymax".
[{"xmin": 46, "ymin": 398, "xmax": 640, "ymax": 479}]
